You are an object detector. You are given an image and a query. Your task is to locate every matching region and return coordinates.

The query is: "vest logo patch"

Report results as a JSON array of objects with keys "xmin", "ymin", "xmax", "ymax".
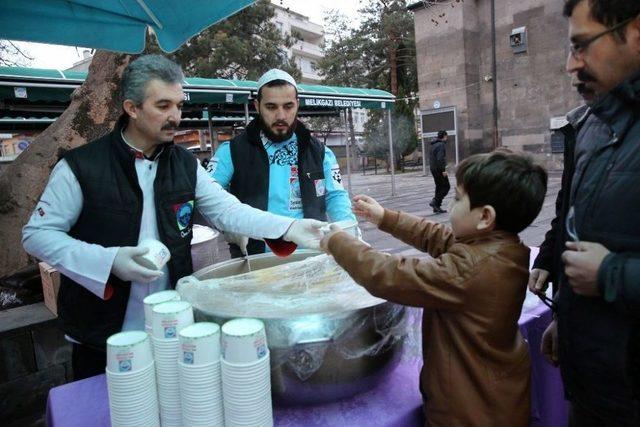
[
  {"xmin": 331, "ymin": 165, "xmax": 344, "ymax": 190},
  {"xmin": 314, "ymin": 179, "xmax": 326, "ymax": 197},
  {"xmin": 289, "ymin": 166, "xmax": 302, "ymax": 211},
  {"xmin": 206, "ymin": 158, "xmax": 218, "ymax": 175},
  {"xmin": 173, "ymin": 200, "xmax": 194, "ymax": 232}
]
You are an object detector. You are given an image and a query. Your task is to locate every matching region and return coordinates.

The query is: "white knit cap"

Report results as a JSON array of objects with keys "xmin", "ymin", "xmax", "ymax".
[{"xmin": 256, "ymin": 69, "xmax": 297, "ymax": 92}]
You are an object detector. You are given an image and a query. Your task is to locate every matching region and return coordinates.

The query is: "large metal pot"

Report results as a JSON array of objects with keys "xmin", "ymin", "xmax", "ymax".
[{"xmin": 180, "ymin": 250, "xmax": 407, "ymax": 406}]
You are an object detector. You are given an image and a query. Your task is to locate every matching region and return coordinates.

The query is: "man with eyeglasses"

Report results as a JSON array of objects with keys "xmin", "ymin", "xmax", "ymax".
[{"xmin": 528, "ymin": 1, "xmax": 640, "ymax": 425}]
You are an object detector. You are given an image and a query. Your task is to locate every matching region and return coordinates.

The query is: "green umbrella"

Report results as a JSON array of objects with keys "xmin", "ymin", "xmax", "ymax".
[{"xmin": 0, "ymin": 0, "xmax": 257, "ymax": 53}]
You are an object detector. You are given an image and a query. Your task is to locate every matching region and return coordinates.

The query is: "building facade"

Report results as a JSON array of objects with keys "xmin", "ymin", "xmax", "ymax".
[
  {"xmin": 272, "ymin": 3, "xmax": 324, "ymax": 84},
  {"xmin": 409, "ymin": 0, "xmax": 583, "ymax": 169}
]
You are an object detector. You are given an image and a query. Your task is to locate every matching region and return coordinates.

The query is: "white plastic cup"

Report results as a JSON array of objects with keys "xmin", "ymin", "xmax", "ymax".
[
  {"xmin": 143, "ymin": 290, "xmax": 181, "ymax": 327},
  {"xmin": 321, "ymin": 219, "xmax": 359, "ymax": 237},
  {"xmin": 221, "ymin": 318, "xmax": 268, "ymax": 364},
  {"xmin": 178, "ymin": 322, "xmax": 221, "ymax": 365},
  {"xmin": 135, "ymin": 238, "xmax": 171, "ymax": 270},
  {"xmin": 106, "ymin": 331, "xmax": 153, "ymax": 373},
  {"xmin": 152, "ymin": 301, "xmax": 194, "ymax": 339}
]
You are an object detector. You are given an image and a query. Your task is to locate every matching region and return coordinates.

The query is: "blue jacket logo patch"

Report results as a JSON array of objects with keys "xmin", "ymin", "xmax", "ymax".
[{"xmin": 173, "ymin": 201, "xmax": 194, "ymax": 231}]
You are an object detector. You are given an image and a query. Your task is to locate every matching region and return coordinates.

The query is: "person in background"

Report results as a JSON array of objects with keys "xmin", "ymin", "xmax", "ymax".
[
  {"xmin": 22, "ymin": 55, "xmax": 325, "ymax": 380},
  {"xmin": 529, "ymin": 0, "xmax": 640, "ymax": 424},
  {"xmin": 208, "ymin": 69, "xmax": 355, "ymax": 258},
  {"xmin": 321, "ymin": 151, "xmax": 548, "ymax": 427},
  {"xmin": 428, "ymin": 130, "xmax": 450, "ymax": 214}
]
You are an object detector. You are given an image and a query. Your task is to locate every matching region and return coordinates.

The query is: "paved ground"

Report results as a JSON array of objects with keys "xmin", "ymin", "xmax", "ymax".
[{"xmin": 213, "ymin": 167, "xmax": 562, "ymax": 262}]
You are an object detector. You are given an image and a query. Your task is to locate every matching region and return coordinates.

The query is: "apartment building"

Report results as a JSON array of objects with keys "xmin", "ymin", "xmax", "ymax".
[{"xmin": 272, "ymin": 3, "xmax": 324, "ymax": 84}]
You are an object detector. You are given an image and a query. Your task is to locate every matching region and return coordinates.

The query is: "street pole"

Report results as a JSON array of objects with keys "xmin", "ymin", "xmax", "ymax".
[
  {"xmin": 341, "ymin": 110, "xmax": 353, "ymax": 198},
  {"xmin": 387, "ymin": 110, "xmax": 396, "ymax": 196},
  {"xmin": 419, "ymin": 111, "xmax": 427, "ymax": 176},
  {"xmin": 206, "ymin": 107, "xmax": 214, "ymax": 155}
]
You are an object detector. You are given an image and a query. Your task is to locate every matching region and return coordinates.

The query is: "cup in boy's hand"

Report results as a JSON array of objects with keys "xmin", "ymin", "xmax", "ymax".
[{"xmin": 352, "ymin": 195, "xmax": 384, "ymax": 226}]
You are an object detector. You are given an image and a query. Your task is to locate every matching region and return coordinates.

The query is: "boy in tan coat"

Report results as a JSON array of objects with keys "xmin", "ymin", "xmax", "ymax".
[{"xmin": 320, "ymin": 151, "xmax": 547, "ymax": 427}]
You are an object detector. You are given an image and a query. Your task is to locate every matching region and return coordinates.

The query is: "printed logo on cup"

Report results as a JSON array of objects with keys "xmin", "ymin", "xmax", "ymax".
[
  {"xmin": 181, "ymin": 341, "xmax": 196, "ymax": 364},
  {"xmin": 257, "ymin": 345, "xmax": 267, "ymax": 359},
  {"xmin": 118, "ymin": 359, "xmax": 132, "ymax": 372},
  {"xmin": 115, "ymin": 350, "xmax": 134, "ymax": 372},
  {"xmin": 255, "ymin": 336, "xmax": 267, "ymax": 359},
  {"xmin": 157, "ymin": 247, "xmax": 169, "ymax": 263},
  {"xmin": 164, "ymin": 326, "xmax": 177, "ymax": 339}
]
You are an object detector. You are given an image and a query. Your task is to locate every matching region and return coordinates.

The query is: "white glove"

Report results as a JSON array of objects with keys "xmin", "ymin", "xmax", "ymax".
[
  {"xmin": 283, "ymin": 219, "xmax": 327, "ymax": 250},
  {"xmin": 223, "ymin": 232, "xmax": 249, "ymax": 255},
  {"xmin": 111, "ymin": 246, "xmax": 164, "ymax": 283}
]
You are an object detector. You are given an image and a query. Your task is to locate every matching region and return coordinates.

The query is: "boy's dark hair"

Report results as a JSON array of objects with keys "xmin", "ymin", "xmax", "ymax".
[
  {"xmin": 256, "ymin": 79, "xmax": 298, "ymax": 102},
  {"xmin": 563, "ymin": 0, "xmax": 640, "ymax": 41},
  {"xmin": 437, "ymin": 130, "xmax": 448, "ymax": 139},
  {"xmin": 455, "ymin": 150, "xmax": 547, "ymax": 234}
]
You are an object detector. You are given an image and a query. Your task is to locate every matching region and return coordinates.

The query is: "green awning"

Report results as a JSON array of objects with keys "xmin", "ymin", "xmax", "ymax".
[
  {"xmin": 0, "ymin": 85, "xmax": 75, "ymax": 102},
  {"xmin": 0, "ymin": 66, "xmax": 395, "ymax": 109}
]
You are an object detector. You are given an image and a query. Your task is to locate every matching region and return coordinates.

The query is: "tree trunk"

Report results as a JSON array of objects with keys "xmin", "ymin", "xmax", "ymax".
[
  {"xmin": 0, "ymin": 51, "xmax": 132, "ymax": 277},
  {"xmin": 388, "ymin": 41, "xmax": 398, "ymax": 96}
]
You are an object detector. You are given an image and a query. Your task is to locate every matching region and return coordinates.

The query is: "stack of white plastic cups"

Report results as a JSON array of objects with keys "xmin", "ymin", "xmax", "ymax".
[
  {"xmin": 143, "ymin": 290, "xmax": 181, "ymax": 336},
  {"xmin": 178, "ymin": 322, "xmax": 225, "ymax": 427},
  {"xmin": 105, "ymin": 331, "xmax": 160, "ymax": 427},
  {"xmin": 152, "ymin": 301, "xmax": 194, "ymax": 427},
  {"xmin": 221, "ymin": 318, "xmax": 273, "ymax": 427}
]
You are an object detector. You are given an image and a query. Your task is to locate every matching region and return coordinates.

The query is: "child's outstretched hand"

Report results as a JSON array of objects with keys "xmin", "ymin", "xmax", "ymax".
[{"xmin": 353, "ymin": 194, "xmax": 384, "ymax": 226}]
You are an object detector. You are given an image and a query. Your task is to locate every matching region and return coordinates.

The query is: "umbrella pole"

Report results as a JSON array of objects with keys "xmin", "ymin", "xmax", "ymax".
[
  {"xmin": 244, "ymin": 103, "xmax": 250, "ymax": 125},
  {"xmin": 387, "ymin": 110, "xmax": 396, "ymax": 196}
]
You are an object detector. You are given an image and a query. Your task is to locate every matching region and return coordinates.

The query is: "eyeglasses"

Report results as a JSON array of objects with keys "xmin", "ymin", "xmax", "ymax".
[{"xmin": 569, "ymin": 16, "xmax": 636, "ymax": 60}]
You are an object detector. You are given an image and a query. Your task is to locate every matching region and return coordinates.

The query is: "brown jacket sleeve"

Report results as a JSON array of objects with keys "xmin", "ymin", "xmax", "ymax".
[
  {"xmin": 379, "ymin": 209, "xmax": 455, "ymax": 259},
  {"xmin": 327, "ymin": 232, "xmax": 480, "ymax": 311}
]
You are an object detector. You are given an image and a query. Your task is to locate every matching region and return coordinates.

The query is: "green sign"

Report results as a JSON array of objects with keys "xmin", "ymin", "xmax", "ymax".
[{"xmin": 302, "ymin": 97, "xmax": 392, "ymax": 110}]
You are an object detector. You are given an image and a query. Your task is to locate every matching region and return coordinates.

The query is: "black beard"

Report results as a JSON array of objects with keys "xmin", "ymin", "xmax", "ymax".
[{"xmin": 259, "ymin": 116, "xmax": 297, "ymax": 143}]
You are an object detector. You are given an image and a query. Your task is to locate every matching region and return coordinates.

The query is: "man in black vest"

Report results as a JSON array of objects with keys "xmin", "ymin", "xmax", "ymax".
[
  {"xmin": 428, "ymin": 130, "xmax": 450, "ymax": 214},
  {"xmin": 208, "ymin": 69, "xmax": 356, "ymax": 258},
  {"xmin": 22, "ymin": 55, "xmax": 325, "ymax": 380}
]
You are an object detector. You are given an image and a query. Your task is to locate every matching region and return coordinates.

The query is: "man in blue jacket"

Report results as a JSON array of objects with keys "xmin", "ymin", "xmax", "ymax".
[
  {"xmin": 208, "ymin": 69, "xmax": 356, "ymax": 258},
  {"xmin": 530, "ymin": 1, "xmax": 640, "ymax": 424}
]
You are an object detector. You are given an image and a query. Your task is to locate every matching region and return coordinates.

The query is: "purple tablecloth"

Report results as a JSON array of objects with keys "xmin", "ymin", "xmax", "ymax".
[{"xmin": 45, "ymin": 302, "xmax": 567, "ymax": 427}]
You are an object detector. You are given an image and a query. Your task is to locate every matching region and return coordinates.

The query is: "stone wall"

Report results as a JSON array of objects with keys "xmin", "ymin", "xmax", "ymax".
[{"xmin": 412, "ymin": 0, "xmax": 583, "ymax": 170}]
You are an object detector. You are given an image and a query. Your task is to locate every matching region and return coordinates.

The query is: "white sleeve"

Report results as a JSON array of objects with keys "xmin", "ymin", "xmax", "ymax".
[
  {"xmin": 21, "ymin": 159, "xmax": 118, "ymax": 299},
  {"xmin": 194, "ymin": 159, "xmax": 294, "ymax": 238}
]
